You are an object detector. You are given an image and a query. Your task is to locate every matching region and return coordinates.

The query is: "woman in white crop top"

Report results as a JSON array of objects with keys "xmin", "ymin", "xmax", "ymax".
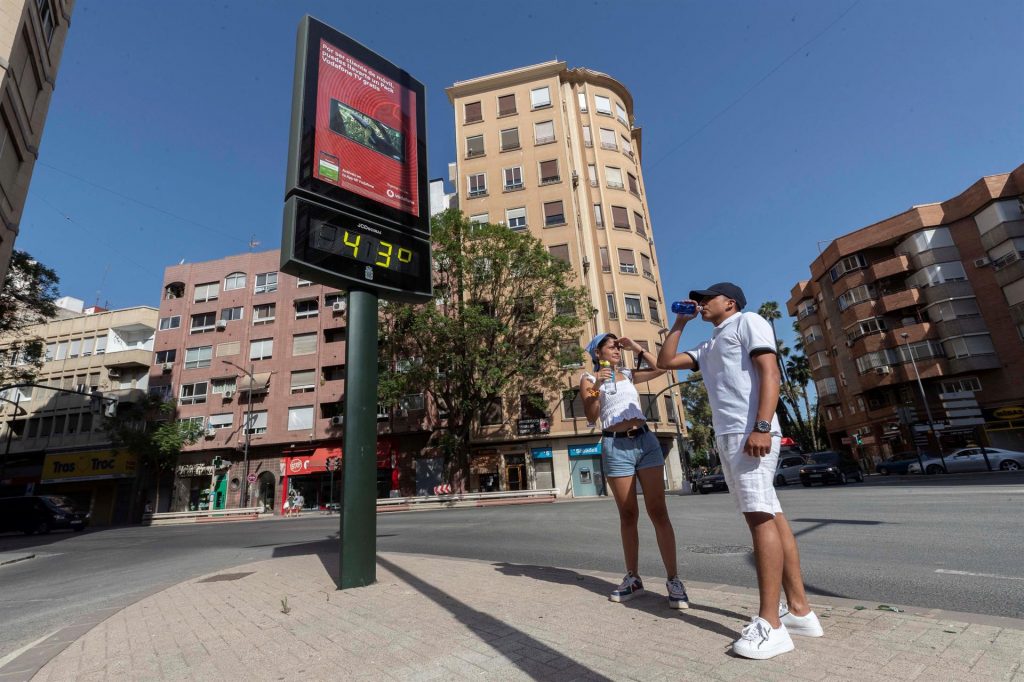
[{"xmin": 580, "ymin": 332, "xmax": 690, "ymax": 608}]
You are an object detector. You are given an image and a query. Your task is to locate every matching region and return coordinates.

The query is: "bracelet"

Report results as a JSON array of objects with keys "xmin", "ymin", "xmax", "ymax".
[{"xmin": 587, "ymin": 388, "xmax": 600, "ymax": 398}]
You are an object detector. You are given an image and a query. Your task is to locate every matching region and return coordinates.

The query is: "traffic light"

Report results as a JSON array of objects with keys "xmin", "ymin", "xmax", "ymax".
[{"xmin": 854, "ymin": 433, "xmax": 863, "ymax": 446}]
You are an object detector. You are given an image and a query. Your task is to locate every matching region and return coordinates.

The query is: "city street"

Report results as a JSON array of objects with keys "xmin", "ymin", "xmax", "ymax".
[{"xmin": 2, "ymin": 473, "xmax": 1022, "ymax": 662}]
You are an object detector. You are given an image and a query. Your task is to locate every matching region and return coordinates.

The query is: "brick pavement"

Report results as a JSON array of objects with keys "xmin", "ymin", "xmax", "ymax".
[{"xmin": 9, "ymin": 551, "xmax": 1024, "ymax": 681}]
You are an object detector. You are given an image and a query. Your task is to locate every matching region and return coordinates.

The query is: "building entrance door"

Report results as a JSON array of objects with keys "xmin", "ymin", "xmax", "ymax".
[
  {"xmin": 506, "ymin": 464, "xmax": 525, "ymax": 491},
  {"xmin": 570, "ymin": 457, "xmax": 602, "ymax": 497}
]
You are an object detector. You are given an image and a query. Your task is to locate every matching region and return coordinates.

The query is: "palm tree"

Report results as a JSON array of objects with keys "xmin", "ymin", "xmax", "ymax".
[{"xmin": 758, "ymin": 301, "xmax": 791, "ymax": 386}]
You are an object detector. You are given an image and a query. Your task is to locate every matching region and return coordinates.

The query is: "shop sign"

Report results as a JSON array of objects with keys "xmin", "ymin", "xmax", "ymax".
[
  {"xmin": 177, "ymin": 463, "xmax": 217, "ymax": 477},
  {"xmin": 531, "ymin": 447, "xmax": 553, "ymax": 461},
  {"xmin": 993, "ymin": 406, "xmax": 1024, "ymax": 421},
  {"xmin": 517, "ymin": 418, "xmax": 550, "ymax": 436},
  {"xmin": 41, "ymin": 450, "xmax": 137, "ymax": 483},
  {"xmin": 568, "ymin": 443, "xmax": 602, "ymax": 458}
]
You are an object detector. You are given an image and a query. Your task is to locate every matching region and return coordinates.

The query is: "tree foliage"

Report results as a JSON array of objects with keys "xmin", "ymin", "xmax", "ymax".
[
  {"xmin": 378, "ymin": 210, "xmax": 591, "ymax": 488},
  {"xmin": 680, "ymin": 372, "xmax": 716, "ymax": 462},
  {"xmin": 104, "ymin": 396, "xmax": 205, "ymax": 471},
  {"xmin": 0, "ymin": 251, "xmax": 60, "ymax": 386}
]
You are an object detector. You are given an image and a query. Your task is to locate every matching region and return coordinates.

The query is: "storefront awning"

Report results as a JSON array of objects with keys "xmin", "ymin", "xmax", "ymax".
[{"xmin": 238, "ymin": 372, "xmax": 271, "ymax": 393}]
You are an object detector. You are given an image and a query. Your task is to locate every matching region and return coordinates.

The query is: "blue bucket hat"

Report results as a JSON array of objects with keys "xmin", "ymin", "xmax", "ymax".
[{"xmin": 585, "ymin": 332, "xmax": 617, "ymax": 369}]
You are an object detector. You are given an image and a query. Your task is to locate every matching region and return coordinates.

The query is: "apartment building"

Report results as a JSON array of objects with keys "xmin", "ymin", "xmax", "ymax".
[
  {"xmin": 0, "ymin": 296, "xmax": 157, "ymax": 525},
  {"xmin": 0, "ymin": 0, "xmax": 74, "ymax": 283},
  {"xmin": 446, "ymin": 62, "xmax": 686, "ymax": 496},
  {"xmin": 153, "ymin": 251, "xmax": 432, "ymax": 514},
  {"xmin": 787, "ymin": 164, "xmax": 1024, "ymax": 462}
]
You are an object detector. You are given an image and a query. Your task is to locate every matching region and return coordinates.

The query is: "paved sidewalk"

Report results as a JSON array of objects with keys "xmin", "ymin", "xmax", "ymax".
[{"xmin": 10, "ymin": 550, "xmax": 1024, "ymax": 681}]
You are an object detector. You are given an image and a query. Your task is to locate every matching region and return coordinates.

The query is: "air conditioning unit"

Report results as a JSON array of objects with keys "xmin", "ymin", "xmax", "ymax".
[
  {"xmin": 223, "ymin": 390, "xmax": 235, "ymax": 399},
  {"xmin": 107, "ymin": 369, "xmax": 120, "ymax": 378},
  {"xmin": 973, "ymin": 256, "xmax": 991, "ymax": 268},
  {"xmin": 332, "ymin": 301, "xmax": 347, "ymax": 313},
  {"xmin": 875, "ymin": 366, "xmax": 892, "ymax": 375},
  {"xmin": 215, "ymin": 320, "xmax": 228, "ymax": 330},
  {"xmin": 330, "ymin": 415, "xmax": 344, "ymax": 426},
  {"xmin": 161, "ymin": 362, "xmax": 173, "ymax": 373},
  {"xmin": 204, "ymin": 427, "xmax": 215, "ymax": 438}
]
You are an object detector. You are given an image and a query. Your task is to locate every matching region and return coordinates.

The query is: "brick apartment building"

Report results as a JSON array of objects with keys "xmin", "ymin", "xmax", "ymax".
[
  {"xmin": 152, "ymin": 251, "xmax": 431, "ymax": 514},
  {"xmin": 787, "ymin": 164, "xmax": 1024, "ymax": 462},
  {"xmin": 445, "ymin": 62, "xmax": 686, "ymax": 496}
]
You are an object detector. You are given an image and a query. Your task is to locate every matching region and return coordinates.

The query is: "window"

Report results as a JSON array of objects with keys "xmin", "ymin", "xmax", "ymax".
[
  {"xmin": 897, "ymin": 227, "xmax": 955, "ymax": 256},
  {"xmin": 809, "ymin": 350, "xmax": 830, "ymax": 370},
  {"xmin": 481, "ymin": 397, "xmax": 503, "ymax": 425},
  {"xmin": 641, "ymin": 253, "xmax": 653, "ymax": 278},
  {"xmin": 184, "ymin": 346, "xmax": 212, "ymax": 369},
  {"xmin": 295, "ymin": 299, "xmax": 319, "ymax": 319},
  {"xmin": 803, "ymin": 325, "xmax": 823, "ymax": 345},
  {"xmin": 587, "ymin": 164, "xmax": 598, "ymax": 187},
  {"xmin": 829, "ymin": 254, "xmax": 868, "ymax": 282},
  {"xmin": 582, "ymin": 125, "xmax": 592, "ymax": 147},
  {"xmin": 837, "ymin": 284, "xmax": 877, "ymax": 311},
  {"xmin": 797, "ymin": 300, "xmax": 817, "ymax": 319},
  {"xmin": 815, "ymin": 377, "xmax": 838, "ymax": 396},
  {"xmin": 224, "ymin": 272, "xmax": 246, "ymax": 291},
  {"xmin": 180, "ymin": 382, "xmax": 208, "ymax": 405},
  {"xmin": 159, "ymin": 316, "xmax": 180, "ymax": 331},
  {"xmin": 624, "ymin": 295, "xmax": 644, "ymax": 320},
  {"xmin": 559, "ymin": 342, "xmax": 583, "ymax": 368},
  {"xmin": 846, "ymin": 317, "xmax": 887, "ymax": 342},
  {"xmin": 605, "ymin": 166, "xmax": 624, "ymax": 189},
  {"xmin": 190, "ymin": 312, "xmax": 216, "ymax": 333},
  {"xmin": 975, "ymin": 199, "xmax": 1024, "ymax": 235},
  {"xmin": 497, "ymin": 93, "xmax": 516, "ymax": 116},
  {"xmin": 288, "ymin": 406, "xmax": 315, "ymax": 431},
  {"xmin": 615, "ymin": 102, "xmax": 628, "ymax": 125},
  {"xmin": 468, "ymin": 172, "xmax": 487, "ymax": 197},
  {"xmin": 249, "ymin": 338, "xmax": 273, "ymax": 361},
  {"xmin": 220, "ymin": 306, "xmax": 243, "ymax": 322},
  {"xmin": 561, "ymin": 389, "xmax": 585, "ymax": 420},
  {"xmin": 530, "ymin": 86, "xmax": 550, "ymax": 109},
  {"xmin": 599, "ymin": 128, "xmax": 616, "ymax": 150},
  {"xmin": 599, "ymin": 247, "xmax": 610, "ymax": 272},
  {"xmin": 296, "ymin": 278, "xmax": 313, "ymax": 287},
  {"xmin": 244, "ymin": 411, "xmax": 268, "ymax": 435},
  {"xmin": 194, "ymin": 282, "xmax": 219, "ymax": 303},
  {"xmin": 647, "ymin": 298, "xmax": 662, "ymax": 323},
  {"xmin": 539, "ymin": 159, "xmax": 559, "ymax": 184},
  {"xmin": 69, "ymin": 339, "xmax": 81, "ymax": 358},
  {"xmin": 500, "ymin": 127, "xmax": 520, "ymax": 151},
  {"xmin": 908, "ymin": 261, "xmax": 968, "ymax": 289},
  {"xmin": 639, "ymin": 394, "xmax": 660, "ymax": 422},
  {"xmin": 324, "ymin": 293, "xmax": 344, "ymax": 308},
  {"xmin": 464, "ymin": 100, "xmax": 482, "ymax": 123},
  {"xmin": 253, "ymin": 303, "xmax": 276, "ymax": 324},
  {"xmin": 633, "ymin": 213, "xmax": 648, "ymax": 239},
  {"xmin": 943, "ymin": 334, "xmax": 996, "ymax": 359},
  {"xmin": 466, "ymin": 134, "xmax": 484, "ymax": 158},
  {"xmin": 155, "ymin": 349, "xmax": 176, "ymax": 364},
  {"xmin": 594, "ymin": 94, "xmax": 612, "ymax": 115},
  {"xmin": 211, "ymin": 377, "xmax": 235, "ymax": 395},
  {"xmin": 548, "ymin": 244, "xmax": 570, "ymax": 264},
  {"xmin": 627, "ymin": 173, "xmax": 640, "ymax": 195},
  {"xmin": 941, "ymin": 377, "xmax": 982, "ymax": 393},
  {"xmin": 400, "ymin": 394, "xmax": 425, "ymax": 412},
  {"xmin": 55, "ymin": 341, "xmax": 67, "ymax": 360},
  {"xmin": 216, "ymin": 341, "xmax": 239, "ymax": 357},
  {"xmin": 665, "ymin": 396, "xmax": 677, "ymax": 423},
  {"xmin": 292, "ymin": 332, "xmax": 317, "ymax": 356},
  {"xmin": 611, "ymin": 206, "xmax": 630, "ymax": 230},
  {"xmin": 325, "ymin": 327, "xmax": 346, "ymax": 343},
  {"xmin": 208, "ymin": 414, "xmax": 233, "ymax": 430},
  {"xmin": 291, "ymin": 369, "xmax": 315, "ymax": 393},
  {"xmin": 534, "ymin": 120, "xmax": 555, "ymax": 145},
  {"xmin": 543, "ymin": 201, "xmax": 565, "ymax": 227},
  {"xmin": 594, "ymin": 204, "xmax": 604, "ymax": 228},
  {"xmin": 621, "ymin": 136, "xmax": 633, "ymax": 157},
  {"xmin": 469, "ymin": 213, "xmax": 488, "ymax": 225},
  {"xmin": 503, "ymin": 166, "xmax": 524, "ymax": 191},
  {"xmin": 634, "ymin": 340, "xmax": 652, "ymax": 369},
  {"xmin": 254, "ymin": 272, "xmax": 278, "ymax": 294},
  {"xmin": 577, "ymin": 91, "xmax": 588, "ymax": 112},
  {"xmin": 606, "ymin": 293, "xmax": 618, "ymax": 319},
  {"xmin": 506, "ymin": 207, "xmax": 527, "ymax": 230}
]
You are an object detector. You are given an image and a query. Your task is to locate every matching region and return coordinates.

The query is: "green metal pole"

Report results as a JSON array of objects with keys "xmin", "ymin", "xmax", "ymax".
[{"xmin": 339, "ymin": 287, "xmax": 379, "ymax": 589}]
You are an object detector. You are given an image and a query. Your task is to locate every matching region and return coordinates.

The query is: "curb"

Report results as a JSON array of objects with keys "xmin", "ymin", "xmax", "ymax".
[{"xmin": 0, "ymin": 553, "xmax": 35, "ymax": 567}]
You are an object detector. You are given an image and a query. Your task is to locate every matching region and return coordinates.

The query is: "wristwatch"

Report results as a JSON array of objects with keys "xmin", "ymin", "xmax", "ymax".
[{"xmin": 754, "ymin": 420, "xmax": 772, "ymax": 433}]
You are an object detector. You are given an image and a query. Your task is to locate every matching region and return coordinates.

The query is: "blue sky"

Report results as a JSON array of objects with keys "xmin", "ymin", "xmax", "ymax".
[{"xmin": 18, "ymin": 0, "xmax": 1023, "ymax": 354}]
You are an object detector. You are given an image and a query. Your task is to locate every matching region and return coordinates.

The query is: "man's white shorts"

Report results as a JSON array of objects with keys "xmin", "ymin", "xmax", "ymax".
[{"xmin": 715, "ymin": 433, "xmax": 783, "ymax": 515}]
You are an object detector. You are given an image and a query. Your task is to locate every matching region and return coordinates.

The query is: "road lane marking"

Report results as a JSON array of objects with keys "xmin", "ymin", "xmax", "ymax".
[
  {"xmin": 0, "ymin": 628, "xmax": 61, "ymax": 668},
  {"xmin": 935, "ymin": 569, "xmax": 1024, "ymax": 582}
]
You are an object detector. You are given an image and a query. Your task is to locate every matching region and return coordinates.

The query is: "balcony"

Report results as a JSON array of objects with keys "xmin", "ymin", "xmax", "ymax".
[
  {"xmin": 831, "ymin": 269, "xmax": 872, "ymax": 298},
  {"xmin": 979, "ymin": 219, "xmax": 1024, "ymax": 252},
  {"xmin": 870, "ymin": 254, "xmax": 910, "ymax": 280},
  {"xmin": 948, "ymin": 354, "xmax": 1001, "ymax": 374},
  {"xmin": 848, "ymin": 331, "xmax": 887, "ymax": 358},
  {"xmin": 878, "ymin": 288, "xmax": 920, "ymax": 314},
  {"xmin": 839, "ymin": 299, "xmax": 877, "ymax": 327},
  {"xmin": 787, "ymin": 282, "xmax": 813, "ymax": 316},
  {"xmin": 920, "ymin": 280, "xmax": 975, "ymax": 306},
  {"xmin": 818, "ymin": 391, "xmax": 842, "ymax": 407},
  {"xmin": 888, "ymin": 321, "xmax": 932, "ymax": 346},
  {"xmin": 858, "ymin": 357, "xmax": 948, "ymax": 391},
  {"xmin": 994, "ymin": 255, "xmax": 1024, "ymax": 288},
  {"xmin": 933, "ymin": 316, "xmax": 989, "ymax": 339},
  {"xmin": 108, "ymin": 388, "xmax": 147, "ymax": 404},
  {"xmin": 103, "ymin": 349, "xmax": 152, "ymax": 368}
]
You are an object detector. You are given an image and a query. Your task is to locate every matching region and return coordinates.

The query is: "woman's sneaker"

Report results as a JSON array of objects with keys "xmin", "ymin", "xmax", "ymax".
[
  {"xmin": 666, "ymin": 576, "xmax": 690, "ymax": 609},
  {"xmin": 732, "ymin": 617, "xmax": 795, "ymax": 660},
  {"xmin": 779, "ymin": 602, "xmax": 824, "ymax": 637},
  {"xmin": 609, "ymin": 573, "xmax": 643, "ymax": 602}
]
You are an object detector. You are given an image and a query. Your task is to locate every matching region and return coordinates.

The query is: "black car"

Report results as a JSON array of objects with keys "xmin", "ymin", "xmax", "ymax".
[
  {"xmin": 696, "ymin": 467, "xmax": 728, "ymax": 494},
  {"xmin": 799, "ymin": 451, "xmax": 865, "ymax": 486},
  {"xmin": 875, "ymin": 453, "xmax": 920, "ymax": 475},
  {"xmin": 0, "ymin": 495, "xmax": 89, "ymax": 535}
]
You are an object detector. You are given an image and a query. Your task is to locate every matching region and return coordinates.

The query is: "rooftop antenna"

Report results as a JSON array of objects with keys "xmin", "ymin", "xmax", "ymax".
[
  {"xmin": 249, "ymin": 235, "xmax": 261, "ymax": 250},
  {"xmin": 94, "ymin": 263, "xmax": 111, "ymax": 308}
]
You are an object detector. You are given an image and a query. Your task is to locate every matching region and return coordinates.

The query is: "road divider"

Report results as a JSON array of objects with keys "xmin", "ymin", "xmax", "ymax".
[
  {"xmin": 143, "ymin": 507, "xmax": 265, "ymax": 526},
  {"xmin": 376, "ymin": 488, "xmax": 557, "ymax": 513}
]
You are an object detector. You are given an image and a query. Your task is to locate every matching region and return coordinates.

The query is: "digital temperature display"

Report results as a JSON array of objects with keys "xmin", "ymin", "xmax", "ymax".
[{"xmin": 309, "ymin": 220, "xmax": 421, "ymax": 277}]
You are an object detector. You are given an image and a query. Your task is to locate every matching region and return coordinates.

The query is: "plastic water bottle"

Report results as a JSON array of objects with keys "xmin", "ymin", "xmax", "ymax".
[
  {"xmin": 671, "ymin": 301, "xmax": 697, "ymax": 315},
  {"xmin": 600, "ymin": 360, "xmax": 617, "ymax": 394}
]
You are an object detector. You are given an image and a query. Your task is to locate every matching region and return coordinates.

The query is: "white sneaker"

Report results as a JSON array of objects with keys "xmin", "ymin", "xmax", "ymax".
[
  {"xmin": 779, "ymin": 602, "xmax": 824, "ymax": 637},
  {"xmin": 732, "ymin": 617, "xmax": 795, "ymax": 660},
  {"xmin": 609, "ymin": 573, "xmax": 644, "ymax": 603},
  {"xmin": 665, "ymin": 576, "xmax": 689, "ymax": 609}
]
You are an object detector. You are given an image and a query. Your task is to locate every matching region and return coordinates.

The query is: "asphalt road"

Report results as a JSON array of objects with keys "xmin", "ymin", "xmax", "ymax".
[{"xmin": 1, "ymin": 473, "xmax": 1022, "ymax": 660}]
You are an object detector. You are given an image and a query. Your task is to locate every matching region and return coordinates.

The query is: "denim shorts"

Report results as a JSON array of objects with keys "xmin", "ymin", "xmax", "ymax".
[{"xmin": 602, "ymin": 430, "xmax": 665, "ymax": 477}]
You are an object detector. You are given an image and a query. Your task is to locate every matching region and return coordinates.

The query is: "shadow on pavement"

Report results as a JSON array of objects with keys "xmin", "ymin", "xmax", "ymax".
[
  {"xmin": 379, "ymin": 556, "xmax": 613, "ymax": 680},
  {"xmin": 0, "ymin": 527, "xmax": 106, "ymax": 552},
  {"xmin": 493, "ymin": 562, "xmax": 740, "ymax": 641},
  {"xmin": 863, "ymin": 470, "xmax": 1024, "ymax": 487}
]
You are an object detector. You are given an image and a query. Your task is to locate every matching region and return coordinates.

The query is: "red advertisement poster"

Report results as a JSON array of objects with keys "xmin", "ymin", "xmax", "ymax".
[{"xmin": 313, "ymin": 39, "xmax": 419, "ymax": 216}]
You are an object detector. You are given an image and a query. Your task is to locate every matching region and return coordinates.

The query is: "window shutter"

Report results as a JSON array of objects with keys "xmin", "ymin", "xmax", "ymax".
[
  {"xmin": 548, "ymin": 244, "xmax": 570, "ymax": 263},
  {"xmin": 544, "ymin": 201, "xmax": 564, "ymax": 222},
  {"xmin": 291, "ymin": 369, "xmax": 315, "ymax": 388},
  {"xmin": 612, "ymin": 206, "xmax": 630, "ymax": 228},
  {"xmin": 292, "ymin": 333, "xmax": 318, "ymax": 356},
  {"xmin": 599, "ymin": 247, "xmax": 610, "ymax": 271},
  {"xmin": 497, "ymin": 94, "xmax": 516, "ymax": 116},
  {"xmin": 617, "ymin": 248, "xmax": 635, "ymax": 265},
  {"xmin": 500, "ymin": 128, "xmax": 519, "ymax": 149},
  {"xmin": 464, "ymin": 101, "xmax": 482, "ymax": 122},
  {"xmin": 539, "ymin": 160, "xmax": 558, "ymax": 182}
]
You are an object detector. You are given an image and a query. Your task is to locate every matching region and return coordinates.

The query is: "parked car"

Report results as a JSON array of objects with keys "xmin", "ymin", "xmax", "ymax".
[
  {"xmin": 799, "ymin": 451, "xmax": 865, "ymax": 486},
  {"xmin": 774, "ymin": 455, "xmax": 807, "ymax": 486},
  {"xmin": 907, "ymin": 447, "xmax": 1024, "ymax": 474},
  {"xmin": 875, "ymin": 453, "xmax": 921, "ymax": 475},
  {"xmin": 0, "ymin": 495, "xmax": 89, "ymax": 535},
  {"xmin": 696, "ymin": 467, "xmax": 728, "ymax": 494}
]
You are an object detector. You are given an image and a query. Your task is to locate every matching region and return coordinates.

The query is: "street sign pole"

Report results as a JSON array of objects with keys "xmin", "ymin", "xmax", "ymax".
[{"xmin": 339, "ymin": 288, "xmax": 379, "ymax": 588}]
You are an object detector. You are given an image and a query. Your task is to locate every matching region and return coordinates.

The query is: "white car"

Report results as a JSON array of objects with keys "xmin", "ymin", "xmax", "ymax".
[
  {"xmin": 906, "ymin": 447, "xmax": 1024, "ymax": 474},
  {"xmin": 774, "ymin": 454, "xmax": 807, "ymax": 486}
]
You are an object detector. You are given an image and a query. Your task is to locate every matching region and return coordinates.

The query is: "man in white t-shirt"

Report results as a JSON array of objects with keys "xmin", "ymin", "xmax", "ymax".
[{"xmin": 657, "ymin": 282, "xmax": 823, "ymax": 660}]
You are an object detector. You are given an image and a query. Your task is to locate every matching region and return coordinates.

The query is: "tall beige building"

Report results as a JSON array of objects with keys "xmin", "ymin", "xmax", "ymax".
[
  {"xmin": 0, "ymin": 0, "xmax": 74, "ymax": 283},
  {"xmin": 446, "ymin": 61, "xmax": 686, "ymax": 496}
]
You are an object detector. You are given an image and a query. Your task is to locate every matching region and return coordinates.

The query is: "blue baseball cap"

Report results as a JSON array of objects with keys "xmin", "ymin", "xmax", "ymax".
[{"xmin": 585, "ymin": 332, "xmax": 617, "ymax": 366}]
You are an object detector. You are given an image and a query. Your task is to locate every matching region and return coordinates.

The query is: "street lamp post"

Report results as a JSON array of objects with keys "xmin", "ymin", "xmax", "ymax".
[
  {"xmin": 900, "ymin": 333, "xmax": 947, "ymax": 471},
  {"xmin": 221, "ymin": 359, "xmax": 255, "ymax": 507}
]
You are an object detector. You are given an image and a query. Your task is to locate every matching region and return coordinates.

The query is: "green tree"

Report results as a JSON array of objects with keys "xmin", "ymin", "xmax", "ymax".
[
  {"xmin": 378, "ymin": 210, "xmax": 591, "ymax": 490},
  {"xmin": 0, "ymin": 251, "xmax": 60, "ymax": 386},
  {"xmin": 679, "ymin": 372, "xmax": 716, "ymax": 466}
]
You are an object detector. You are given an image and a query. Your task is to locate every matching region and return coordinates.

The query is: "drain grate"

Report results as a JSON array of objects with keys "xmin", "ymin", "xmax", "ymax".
[
  {"xmin": 683, "ymin": 545, "xmax": 752, "ymax": 555},
  {"xmin": 197, "ymin": 571, "xmax": 255, "ymax": 583}
]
